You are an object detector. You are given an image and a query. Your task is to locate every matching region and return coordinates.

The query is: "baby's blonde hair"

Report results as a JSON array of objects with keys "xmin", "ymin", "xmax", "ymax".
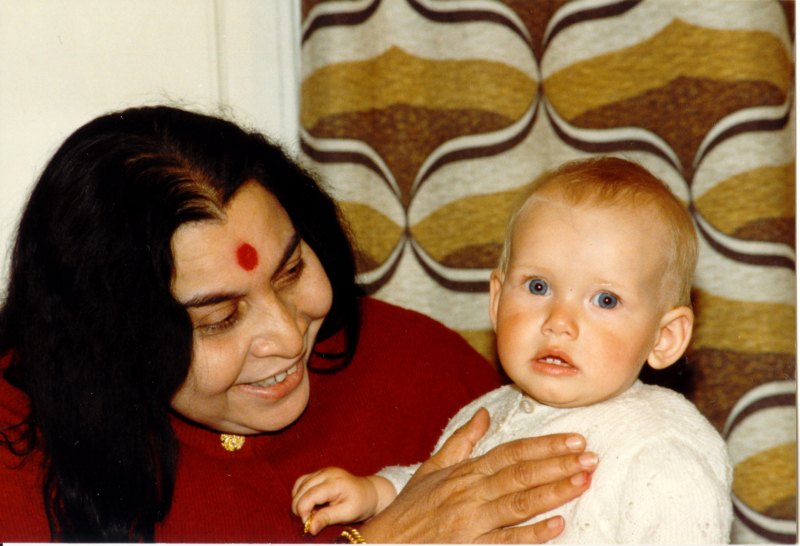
[{"xmin": 498, "ymin": 157, "xmax": 698, "ymax": 308}]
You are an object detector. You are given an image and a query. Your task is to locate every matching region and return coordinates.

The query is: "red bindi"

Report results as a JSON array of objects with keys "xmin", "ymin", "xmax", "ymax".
[{"xmin": 236, "ymin": 243, "xmax": 259, "ymax": 271}]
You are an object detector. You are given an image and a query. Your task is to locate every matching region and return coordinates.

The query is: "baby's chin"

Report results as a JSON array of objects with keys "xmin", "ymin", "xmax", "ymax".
[{"xmin": 523, "ymin": 388, "xmax": 613, "ymax": 409}]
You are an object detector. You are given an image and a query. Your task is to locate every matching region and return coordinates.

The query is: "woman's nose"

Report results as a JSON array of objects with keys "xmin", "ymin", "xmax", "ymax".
[
  {"xmin": 249, "ymin": 296, "xmax": 306, "ymax": 360},
  {"xmin": 541, "ymin": 299, "xmax": 578, "ymax": 339}
]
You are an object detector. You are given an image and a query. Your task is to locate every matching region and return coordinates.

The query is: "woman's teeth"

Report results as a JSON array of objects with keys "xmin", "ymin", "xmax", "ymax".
[{"xmin": 251, "ymin": 364, "xmax": 298, "ymax": 387}]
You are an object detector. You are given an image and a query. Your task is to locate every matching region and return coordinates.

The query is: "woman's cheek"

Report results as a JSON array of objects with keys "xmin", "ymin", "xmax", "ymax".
[
  {"xmin": 189, "ymin": 338, "xmax": 242, "ymax": 394},
  {"xmin": 306, "ymin": 266, "xmax": 334, "ymax": 319}
]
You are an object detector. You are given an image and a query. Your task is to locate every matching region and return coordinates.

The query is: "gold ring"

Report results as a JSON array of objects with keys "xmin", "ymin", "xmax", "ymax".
[{"xmin": 303, "ymin": 511, "xmax": 315, "ymax": 534}]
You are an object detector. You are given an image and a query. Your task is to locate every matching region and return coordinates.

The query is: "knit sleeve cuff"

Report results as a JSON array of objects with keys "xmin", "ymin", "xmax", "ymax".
[{"xmin": 375, "ymin": 463, "xmax": 420, "ymax": 495}]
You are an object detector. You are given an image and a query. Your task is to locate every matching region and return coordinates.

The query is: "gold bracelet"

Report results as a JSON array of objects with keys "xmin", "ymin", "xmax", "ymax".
[{"xmin": 340, "ymin": 527, "xmax": 366, "ymax": 544}]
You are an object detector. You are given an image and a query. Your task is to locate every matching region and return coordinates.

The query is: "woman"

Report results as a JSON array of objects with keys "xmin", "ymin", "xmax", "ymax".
[{"xmin": 0, "ymin": 106, "xmax": 594, "ymax": 542}]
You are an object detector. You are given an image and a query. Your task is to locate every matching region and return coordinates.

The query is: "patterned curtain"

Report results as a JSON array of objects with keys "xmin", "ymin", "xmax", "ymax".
[{"xmin": 299, "ymin": 0, "xmax": 796, "ymax": 542}]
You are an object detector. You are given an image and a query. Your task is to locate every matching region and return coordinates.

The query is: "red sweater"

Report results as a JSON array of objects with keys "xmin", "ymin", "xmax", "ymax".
[{"xmin": 0, "ymin": 298, "xmax": 501, "ymax": 542}]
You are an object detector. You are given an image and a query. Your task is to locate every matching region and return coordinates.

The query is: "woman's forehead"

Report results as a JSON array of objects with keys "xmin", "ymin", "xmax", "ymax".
[
  {"xmin": 170, "ymin": 182, "xmax": 295, "ymax": 296},
  {"xmin": 236, "ymin": 242, "xmax": 259, "ymax": 271}
]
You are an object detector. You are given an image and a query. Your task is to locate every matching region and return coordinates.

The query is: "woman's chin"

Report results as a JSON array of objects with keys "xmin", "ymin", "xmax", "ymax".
[
  {"xmin": 227, "ymin": 374, "xmax": 311, "ymax": 434},
  {"xmin": 174, "ymin": 373, "xmax": 311, "ymax": 435}
]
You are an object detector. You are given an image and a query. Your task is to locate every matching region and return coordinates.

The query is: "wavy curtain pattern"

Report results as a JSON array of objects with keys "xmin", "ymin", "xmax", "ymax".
[{"xmin": 299, "ymin": 1, "xmax": 796, "ymax": 542}]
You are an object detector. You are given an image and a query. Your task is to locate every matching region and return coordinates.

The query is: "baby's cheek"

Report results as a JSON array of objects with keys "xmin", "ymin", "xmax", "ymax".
[
  {"xmin": 599, "ymin": 328, "xmax": 649, "ymax": 370},
  {"xmin": 494, "ymin": 324, "xmax": 525, "ymax": 365}
]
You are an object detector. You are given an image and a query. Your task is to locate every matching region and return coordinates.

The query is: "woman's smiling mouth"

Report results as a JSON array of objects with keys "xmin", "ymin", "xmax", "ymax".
[
  {"xmin": 248, "ymin": 363, "xmax": 299, "ymax": 387},
  {"xmin": 236, "ymin": 361, "xmax": 307, "ymax": 404}
]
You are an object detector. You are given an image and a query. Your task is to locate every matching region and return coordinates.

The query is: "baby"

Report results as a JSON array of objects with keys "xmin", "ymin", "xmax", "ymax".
[{"xmin": 292, "ymin": 157, "xmax": 733, "ymax": 544}]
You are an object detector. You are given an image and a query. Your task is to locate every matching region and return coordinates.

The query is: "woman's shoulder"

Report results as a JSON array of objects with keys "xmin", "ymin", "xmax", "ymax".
[
  {"xmin": 359, "ymin": 298, "xmax": 491, "ymax": 363},
  {"xmin": 0, "ymin": 355, "xmax": 29, "ymax": 427},
  {"xmin": 361, "ymin": 297, "xmax": 455, "ymax": 334},
  {"xmin": 351, "ymin": 297, "xmax": 501, "ymax": 407},
  {"xmin": 0, "ymin": 356, "xmax": 35, "ymax": 465},
  {"xmin": 0, "ymin": 356, "xmax": 50, "ymax": 541}
]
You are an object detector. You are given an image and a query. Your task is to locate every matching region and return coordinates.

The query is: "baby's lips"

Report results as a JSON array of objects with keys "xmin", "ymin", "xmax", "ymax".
[{"xmin": 533, "ymin": 348, "xmax": 576, "ymax": 368}]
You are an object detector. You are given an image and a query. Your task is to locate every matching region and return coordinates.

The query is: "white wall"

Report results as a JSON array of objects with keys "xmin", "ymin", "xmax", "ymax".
[{"xmin": 0, "ymin": 0, "xmax": 299, "ymax": 288}]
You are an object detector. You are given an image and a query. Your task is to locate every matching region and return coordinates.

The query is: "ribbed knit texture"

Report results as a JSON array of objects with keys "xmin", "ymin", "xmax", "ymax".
[
  {"xmin": 0, "ymin": 298, "xmax": 500, "ymax": 542},
  {"xmin": 379, "ymin": 381, "xmax": 733, "ymax": 544}
]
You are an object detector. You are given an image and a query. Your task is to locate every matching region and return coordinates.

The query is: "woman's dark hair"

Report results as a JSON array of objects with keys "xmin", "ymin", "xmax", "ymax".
[{"xmin": 0, "ymin": 106, "xmax": 361, "ymax": 541}]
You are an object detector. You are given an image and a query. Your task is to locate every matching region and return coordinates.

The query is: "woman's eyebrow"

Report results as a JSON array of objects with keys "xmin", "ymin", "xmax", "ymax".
[
  {"xmin": 181, "ymin": 291, "xmax": 245, "ymax": 309},
  {"xmin": 180, "ymin": 232, "xmax": 301, "ymax": 309}
]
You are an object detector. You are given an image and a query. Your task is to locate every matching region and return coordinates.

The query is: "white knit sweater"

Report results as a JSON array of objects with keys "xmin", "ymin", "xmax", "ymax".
[{"xmin": 378, "ymin": 381, "xmax": 732, "ymax": 544}]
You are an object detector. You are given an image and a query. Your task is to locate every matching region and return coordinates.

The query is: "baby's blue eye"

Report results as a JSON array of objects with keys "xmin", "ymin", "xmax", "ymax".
[
  {"xmin": 526, "ymin": 279, "xmax": 550, "ymax": 296},
  {"xmin": 592, "ymin": 292, "xmax": 619, "ymax": 309}
]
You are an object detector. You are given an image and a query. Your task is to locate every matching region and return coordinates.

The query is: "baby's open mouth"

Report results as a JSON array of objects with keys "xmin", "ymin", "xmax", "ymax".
[
  {"xmin": 539, "ymin": 356, "xmax": 572, "ymax": 367},
  {"xmin": 249, "ymin": 363, "xmax": 298, "ymax": 387}
]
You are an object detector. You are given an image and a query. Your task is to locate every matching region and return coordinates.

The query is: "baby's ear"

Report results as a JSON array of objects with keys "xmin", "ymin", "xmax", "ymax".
[
  {"xmin": 647, "ymin": 306, "xmax": 694, "ymax": 370},
  {"xmin": 489, "ymin": 269, "xmax": 504, "ymax": 332}
]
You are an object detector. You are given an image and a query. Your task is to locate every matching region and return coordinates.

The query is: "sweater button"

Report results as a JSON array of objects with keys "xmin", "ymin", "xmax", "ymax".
[{"xmin": 519, "ymin": 398, "xmax": 535, "ymax": 414}]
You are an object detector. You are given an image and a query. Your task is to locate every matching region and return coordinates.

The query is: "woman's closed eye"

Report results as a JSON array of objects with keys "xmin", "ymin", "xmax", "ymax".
[
  {"xmin": 526, "ymin": 278, "xmax": 550, "ymax": 296},
  {"xmin": 591, "ymin": 292, "xmax": 619, "ymax": 309},
  {"xmin": 273, "ymin": 239, "xmax": 309, "ymax": 290},
  {"xmin": 275, "ymin": 257, "xmax": 305, "ymax": 290},
  {"xmin": 194, "ymin": 304, "xmax": 242, "ymax": 335}
]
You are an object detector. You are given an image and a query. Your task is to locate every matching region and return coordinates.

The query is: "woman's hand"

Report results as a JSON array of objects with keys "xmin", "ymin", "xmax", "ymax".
[{"xmin": 358, "ymin": 408, "xmax": 597, "ymax": 543}]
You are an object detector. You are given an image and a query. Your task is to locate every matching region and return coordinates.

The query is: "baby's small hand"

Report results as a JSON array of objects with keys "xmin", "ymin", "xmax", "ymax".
[{"xmin": 291, "ymin": 467, "xmax": 389, "ymax": 535}]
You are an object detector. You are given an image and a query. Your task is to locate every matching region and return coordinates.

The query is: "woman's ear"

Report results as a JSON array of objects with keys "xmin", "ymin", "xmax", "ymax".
[
  {"xmin": 647, "ymin": 306, "xmax": 694, "ymax": 370},
  {"xmin": 489, "ymin": 269, "xmax": 504, "ymax": 332}
]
